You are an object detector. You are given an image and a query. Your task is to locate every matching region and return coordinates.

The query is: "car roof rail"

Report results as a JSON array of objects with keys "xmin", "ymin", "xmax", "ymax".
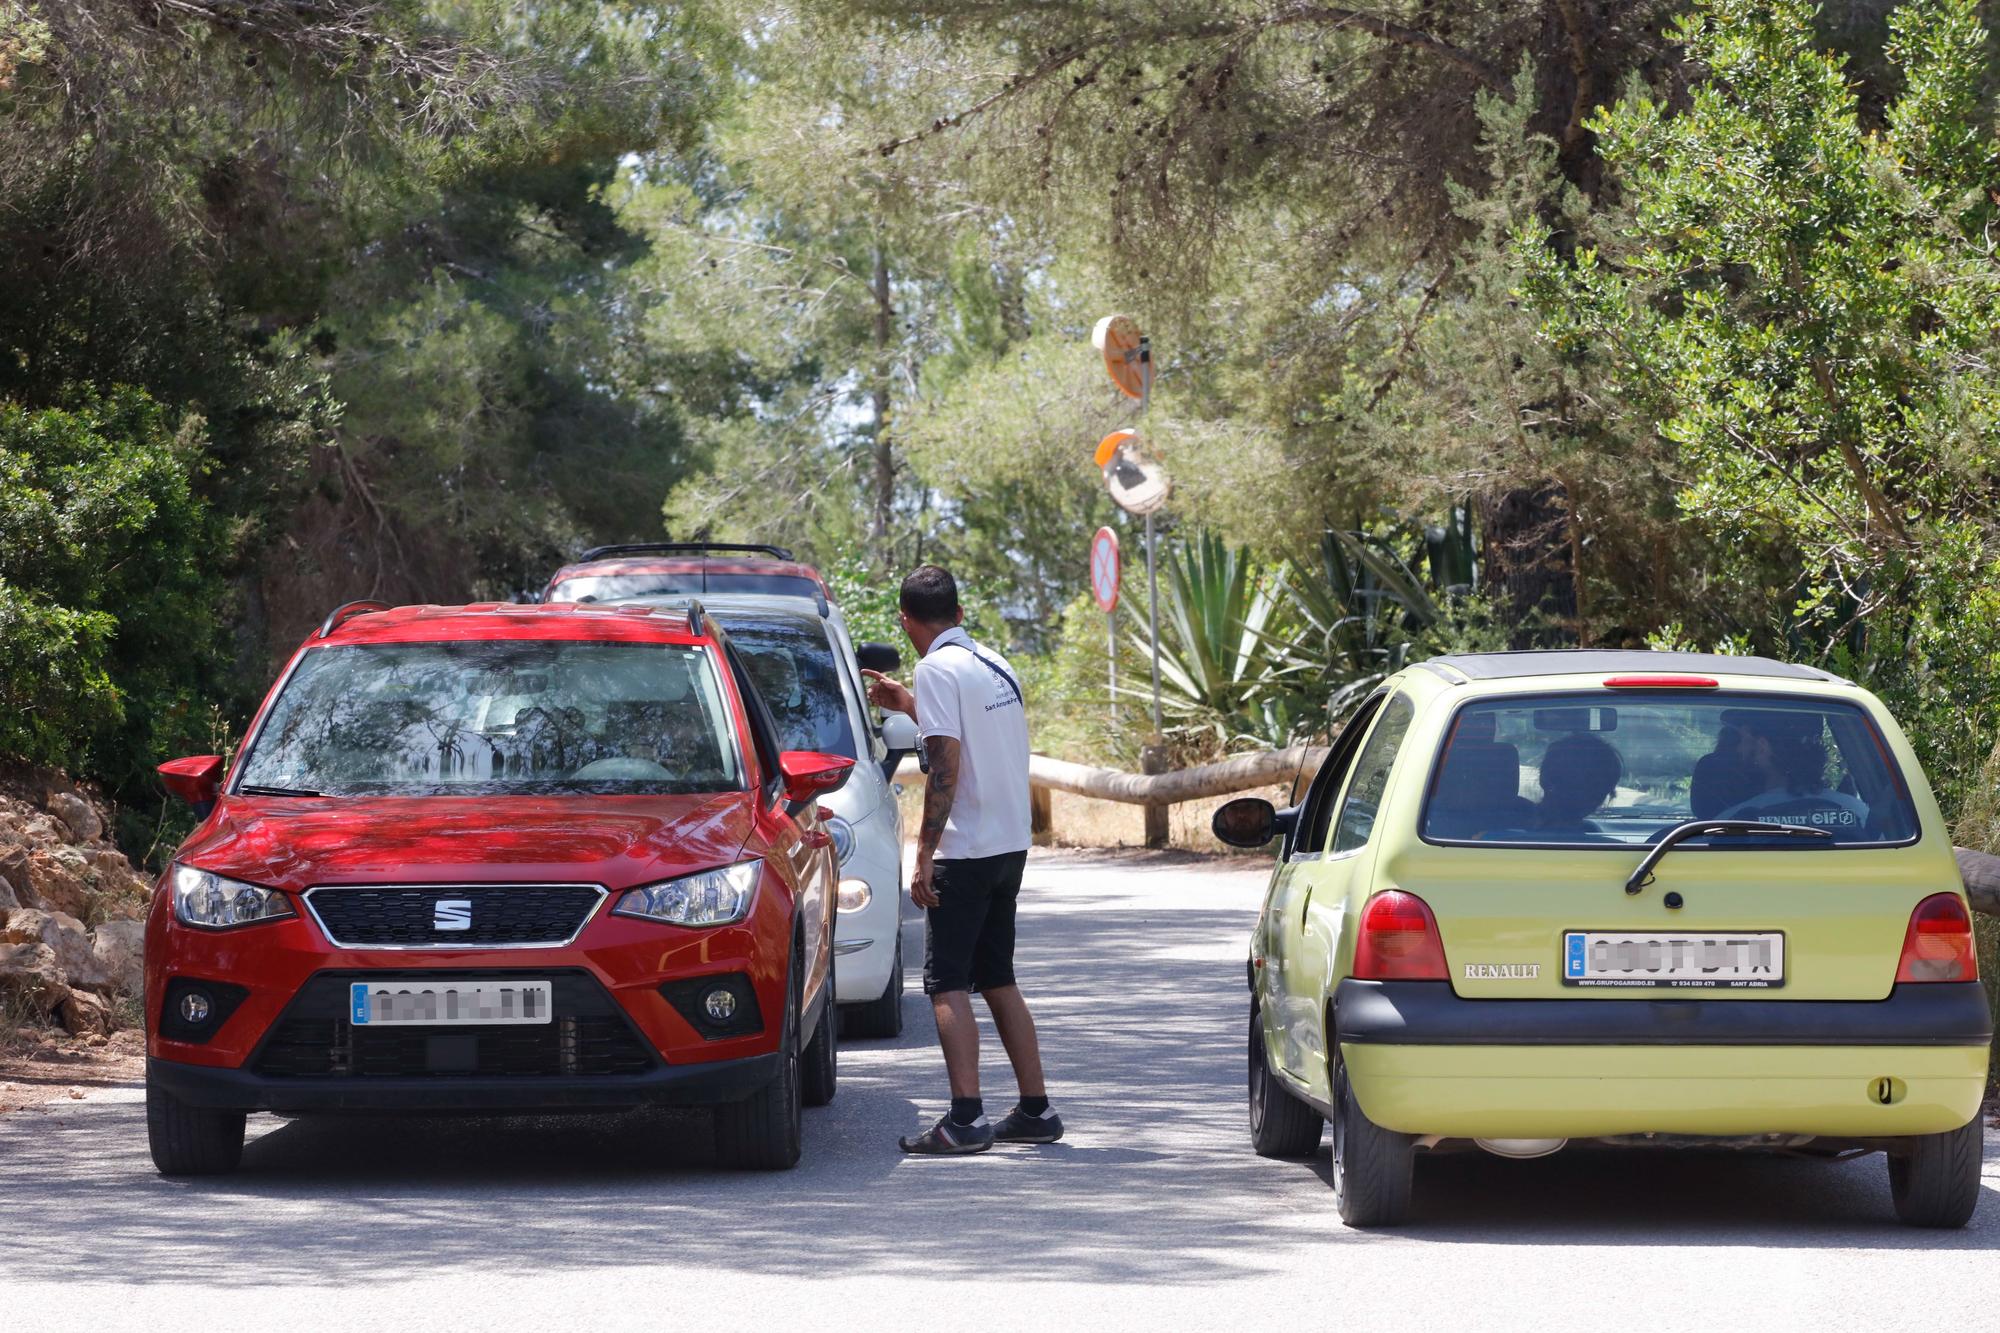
[
  {"xmin": 685, "ymin": 598, "xmax": 706, "ymax": 636},
  {"xmin": 575, "ymin": 541, "xmax": 796, "ymax": 563},
  {"xmin": 317, "ymin": 600, "xmax": 392, "ymax": 639}
]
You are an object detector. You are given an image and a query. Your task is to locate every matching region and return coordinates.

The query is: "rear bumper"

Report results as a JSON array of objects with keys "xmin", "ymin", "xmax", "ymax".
[
  {"xmin": 148, "ymin": 1052, "xmax": 780, "ymax": 1114},
  {"xmin": 1335, "ymin": 979, "xmax": 1995, "ymax": 1047},
  {"xmin": 1334, "ymin": 980, "xmax": 1992, "ymax": 1139}
]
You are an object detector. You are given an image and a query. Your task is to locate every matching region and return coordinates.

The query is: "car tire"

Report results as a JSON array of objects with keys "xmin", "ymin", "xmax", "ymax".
[
  {"xmin": 713, "ymin": 950, "xmax": 803, "ymax": 1171},
  {"xmin": 1247, "ymin": 1005, "xmax": 1323, "ymax": 1158},
  {"xmin": 1888, "ymin": 1118, "xmax": 1983, "ymax": 1228},
  {"xmin": 840, "ymin": 937, "xmax": 904, "ymax": 1040},
  {"xmin": 146, "ymin": 1075, "xmax": 246, "ymax": 1177},
  {"xmin": 1330, "ymin": 1048, "xmax": 1414, "ymax": 1227},
  {"xmin": 801, "ymin": 953, "xmax": 838, "ymax": 1108}
]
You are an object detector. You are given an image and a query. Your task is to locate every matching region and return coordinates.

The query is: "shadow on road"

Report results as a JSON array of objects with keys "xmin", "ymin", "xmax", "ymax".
[{"xmin": 2, "ymin": 855, "xmax": 1994, "ymax": 1288}]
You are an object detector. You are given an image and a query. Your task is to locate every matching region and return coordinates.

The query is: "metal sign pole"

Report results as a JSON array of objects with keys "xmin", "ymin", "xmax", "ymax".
[
  {"xmin": 1108, "ymin": 605, "xmax": 1118, "ymax": 728},
  {"xmin": 1146, "ymin": 509, "xmax": 1162, "ymax": 734}
]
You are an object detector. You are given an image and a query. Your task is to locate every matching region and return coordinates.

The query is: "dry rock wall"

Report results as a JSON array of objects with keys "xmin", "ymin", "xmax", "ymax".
[{"xmin": 0, "ymin": 779, "xmax": 153, "ymax": 1038}]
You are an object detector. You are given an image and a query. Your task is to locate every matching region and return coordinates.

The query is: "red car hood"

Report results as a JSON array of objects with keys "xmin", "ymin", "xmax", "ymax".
[{"xmin": 180, "ymin": 792, "xmax": 758, "ymax": 893}]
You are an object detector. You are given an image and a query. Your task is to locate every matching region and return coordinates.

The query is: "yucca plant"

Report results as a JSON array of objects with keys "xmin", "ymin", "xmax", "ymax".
[
  {"xmin": 1276, "ymin": 512, "xmax": 1479, "ymax": 729},
  {"xmin": 1120, "ymin": 530, "xmax": 1305, "ymax": 750}
]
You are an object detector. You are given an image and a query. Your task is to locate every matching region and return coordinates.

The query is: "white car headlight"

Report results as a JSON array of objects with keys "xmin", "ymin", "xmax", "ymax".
[
  {"xmin": 172, "ymin": 864, "xmax": 295, "ymax": 930},
  {"xmin": 615, "ymin": 862, "xmax": 761, "ymax": 927},
  {"xmin": 836, "ymin": 877, "xmax": 871, "ymax": 913},
  {"xmin": 824, "ymin": 816, "xmax": 855, "ymax": 866}
]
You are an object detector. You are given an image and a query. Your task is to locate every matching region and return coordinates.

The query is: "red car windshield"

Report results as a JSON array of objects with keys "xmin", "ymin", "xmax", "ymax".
[
  {"xmin": 1419, "ymin": 692, "xmax": 1919, "ymax": 847},
  {"xmin": 234, "ymin": 641, "xmax": 745, "ymax": 796}
]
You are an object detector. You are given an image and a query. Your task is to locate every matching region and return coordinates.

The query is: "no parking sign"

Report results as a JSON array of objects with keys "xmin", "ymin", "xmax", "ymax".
[{"xmin": 1090, "ymin": 527, "xmax": 1121, "ymax": 613}]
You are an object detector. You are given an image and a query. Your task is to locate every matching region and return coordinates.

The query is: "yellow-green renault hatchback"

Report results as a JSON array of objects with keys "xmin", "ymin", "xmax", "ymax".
[{"xmin": 1214, "ymin": 650, "xmax": 1990, "ymax": 1228}]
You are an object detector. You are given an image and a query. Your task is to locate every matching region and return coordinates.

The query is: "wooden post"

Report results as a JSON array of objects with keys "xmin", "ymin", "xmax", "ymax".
[
  {"xmin": 1030, "ymin": 755, "xmax": 1053, "ymax": 846},
  {"xmin": 1140, "ymin": 740, "xmax": 1169, "ymax": 849}
]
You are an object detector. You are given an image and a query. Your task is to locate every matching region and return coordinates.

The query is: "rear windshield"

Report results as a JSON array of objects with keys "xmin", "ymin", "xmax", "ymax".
[
  {"xmin": 1419, "ymin": 692, "xmax": 1918, "ymax": 847},
  {"xmin": 235, "ymin": 641, "xmax": 745, "ymax": 797},
  {"xmin": 550, "ymin": 573, "xmax": 819, "ymax": 603}
]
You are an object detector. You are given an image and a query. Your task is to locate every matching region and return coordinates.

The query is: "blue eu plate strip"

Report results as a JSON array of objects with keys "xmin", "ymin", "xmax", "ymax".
[
  {"xmin": 1564, "ymin": 933, "xmax": 1586, "ymax": 978},
  {"xmin": 351, "ymin": 983, "xmax": 370, "ymax": 1025}
]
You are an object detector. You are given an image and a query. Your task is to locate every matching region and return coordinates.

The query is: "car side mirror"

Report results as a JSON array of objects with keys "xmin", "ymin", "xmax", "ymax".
[
  {"xmin": 779, "ymin": 750, "xmax": 855, "ymax": 812},
  {"xmin": 1212, "ymin": 797, "xmax": 1298, "ymax": 849},
  {"xmin": 880, "ymin": 711, "xmax": 918, "ymax": 752},
  {"xmin": 855, "ymin": 641, "xmax": 902, "ymax": 674},
  {"xmin": 159, "ymin": 755, "xmax": 224, "ymax": 817},
  {"xmin": 877, "ymin": 710, "xmax": 919, "ymax": 783}
]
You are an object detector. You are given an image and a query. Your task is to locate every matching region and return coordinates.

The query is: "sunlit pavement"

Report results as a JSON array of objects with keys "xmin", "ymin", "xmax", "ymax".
[{"xmin": 2, "ymin": 849, "xmax": 1995, "ymax": 1330}]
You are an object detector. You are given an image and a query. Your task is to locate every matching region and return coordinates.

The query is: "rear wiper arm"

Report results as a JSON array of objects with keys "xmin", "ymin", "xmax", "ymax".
[
  {"xmin": 238, "ymin": 784, "xmax": 326, "ymax": 798},
  {"xmin": 1624, "ymin": 819, "xmax": 1832, "ymax": 895}
]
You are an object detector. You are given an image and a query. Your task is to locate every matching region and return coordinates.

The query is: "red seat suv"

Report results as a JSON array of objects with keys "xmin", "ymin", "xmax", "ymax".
[{"xmin": 144, "ymin": 599, "xmax": 851, "ymax": 1174}]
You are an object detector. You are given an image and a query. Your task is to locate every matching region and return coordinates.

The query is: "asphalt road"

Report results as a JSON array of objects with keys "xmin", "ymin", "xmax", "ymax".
[{"xmin": 3, "ymin": 849, "xmax": 1996, "ymax": 1330}]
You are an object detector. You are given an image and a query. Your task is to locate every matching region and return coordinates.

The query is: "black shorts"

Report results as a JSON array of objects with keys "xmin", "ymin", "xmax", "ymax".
[{"xmin": 922, "ymin": 850, "xmax": 1029, "ymax": 995}]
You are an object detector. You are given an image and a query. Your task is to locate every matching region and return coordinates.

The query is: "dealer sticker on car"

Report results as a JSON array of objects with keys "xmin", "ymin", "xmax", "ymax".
[
  {"xmin": 350, "ymin": 980, "xmax": 554, "ymax": 1025},
  {"xmin": 1563, "ymin": 932, "xmax": 1784, "ymax": 988}
]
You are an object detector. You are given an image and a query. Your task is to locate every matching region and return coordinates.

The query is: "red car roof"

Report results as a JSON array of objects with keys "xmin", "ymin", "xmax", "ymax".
[
  {"xmin": 318, "ymin": 602, "xmax": 708, "ymax": 647},
  {"xmin": 543, "ymin": 556, "xmax": 831, "ymax": 600}
]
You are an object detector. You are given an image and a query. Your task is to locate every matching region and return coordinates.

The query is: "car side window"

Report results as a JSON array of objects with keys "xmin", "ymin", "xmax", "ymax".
[
  {"xmin": 1329, "ymin": 694, "xmax": 1415, "ymax": 855},
  {"xmin": 1291, "ymin": 693, "xmax": 1386, "ymax": 858},
  {"xmin": 720, "ymin": 638, "xmax": 784, "ymax": 803}
]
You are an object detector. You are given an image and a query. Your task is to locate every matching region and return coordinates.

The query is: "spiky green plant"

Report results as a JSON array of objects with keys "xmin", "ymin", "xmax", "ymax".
[{"xmin": 1120, "ymin": 530, "xmax": 1303, "ymax": 750}]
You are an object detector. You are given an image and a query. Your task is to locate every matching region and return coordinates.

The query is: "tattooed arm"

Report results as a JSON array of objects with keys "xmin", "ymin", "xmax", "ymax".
[{"xmin": 910, "ymin": 734, "xmax": 960, "ymax": 909}]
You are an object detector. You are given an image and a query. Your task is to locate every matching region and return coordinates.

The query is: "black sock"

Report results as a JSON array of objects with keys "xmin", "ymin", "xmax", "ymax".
[
  {"xmin": 949, "ymin": 1097, "xmax": 984, "ymax": 1126},
  {"xmin": 1019, "ymin": 1094, "xmax": 1050, "ymax": 1117}
]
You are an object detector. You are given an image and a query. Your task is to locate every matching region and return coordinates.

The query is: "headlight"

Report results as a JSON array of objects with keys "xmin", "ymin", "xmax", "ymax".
[
  {"xmin": 615, "ymin": 862, "xmax": 761, "ymax": 927},
  {"xmin": 836, "ymin": 877, "xmax": 872, "ymax": 913},
  {"xmin": 824, "ymin": 815, "xmax": 855, "ymax": 866},
  {"xmin": 172, "ymin": 864, "xmax": 295, "ymax": 930}
]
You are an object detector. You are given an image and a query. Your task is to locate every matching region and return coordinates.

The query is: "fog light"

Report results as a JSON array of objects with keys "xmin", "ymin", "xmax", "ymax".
[
  {"xmin": 178, "ymin": 991, "xmax": 213, "ymax": 1025},
  {"xmin": 836, "ymin": 877, "xmax": 872, "ymax": 913},
  {"xmin": 703, "ymin": 988, "xmax": 737, "ymax": 1022}
]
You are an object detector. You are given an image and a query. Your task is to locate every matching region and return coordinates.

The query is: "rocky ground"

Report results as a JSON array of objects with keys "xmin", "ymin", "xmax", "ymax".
[{"xmin": 0, "ymin": 773, "xmax": 154, "ymax": 1049}]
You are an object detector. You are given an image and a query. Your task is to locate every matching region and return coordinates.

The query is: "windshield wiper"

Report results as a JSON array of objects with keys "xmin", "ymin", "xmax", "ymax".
[
  {"xmin": 1624, "ymin": 819, "xmax": 1832, "ymax": 895},
  {"xmin": 238, "ymin": 784, "xmax": 326, "ymax": 798}
]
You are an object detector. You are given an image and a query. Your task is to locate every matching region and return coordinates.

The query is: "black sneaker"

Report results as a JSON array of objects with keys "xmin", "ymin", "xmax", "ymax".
[
  {"xmin": 992, "ymin": 1105, "xmax": 1064, "ymax": 1144},
  {"xmin": 899, "ymin": 1114, "xmax": 994, "ymax": 1155}
]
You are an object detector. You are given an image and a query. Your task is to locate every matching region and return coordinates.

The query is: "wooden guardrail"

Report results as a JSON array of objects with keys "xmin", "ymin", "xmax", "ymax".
[
  {"xmin": 894, "ymin": 746, "xmax": 1326, "ymax": 847},
  {"xmin": 896, "ymin": 752, "xmax": 2000, "ymax": 913}
]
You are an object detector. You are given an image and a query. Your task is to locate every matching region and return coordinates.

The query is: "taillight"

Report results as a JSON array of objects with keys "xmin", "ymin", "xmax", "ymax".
[
  {"xmin": 1354, "ymin": 890, "xmax": 1448, "ymax": 981},
  {"xmin": 1895, "ymin": 893, "xmax": 1978, "ymax": 983}
]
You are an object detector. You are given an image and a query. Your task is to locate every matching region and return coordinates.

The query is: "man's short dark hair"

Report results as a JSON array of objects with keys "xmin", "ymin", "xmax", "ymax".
[{"xmin": 900, "ymin": 565, "xmax": 960, "ymax": 625}]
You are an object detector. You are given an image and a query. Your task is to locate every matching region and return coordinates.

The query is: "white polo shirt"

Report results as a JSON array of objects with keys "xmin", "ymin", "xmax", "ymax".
[{"xmin": 913, "ymin": 626, "xmax": 1031, "ymax": 860}]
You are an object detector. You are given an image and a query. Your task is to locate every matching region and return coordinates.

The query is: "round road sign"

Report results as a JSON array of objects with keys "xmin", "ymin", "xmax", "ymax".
[{"xmin": 1090, "ymin": 526, "xmax": 1121, "ymax": 613}]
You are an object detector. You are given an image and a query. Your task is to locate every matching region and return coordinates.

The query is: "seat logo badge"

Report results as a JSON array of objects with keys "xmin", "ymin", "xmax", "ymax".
[
  {"xmin": 1464, "ymin": 963, "xmax": 1539, "ymax": 980},
  {"xmin": 434, "ymin": 899, "xmax": 473, "ymax": 931}
]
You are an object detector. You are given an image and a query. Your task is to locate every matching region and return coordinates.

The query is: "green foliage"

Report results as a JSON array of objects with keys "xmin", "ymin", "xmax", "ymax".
[
  {"xmin": 1520, "ymin": 0, "xmax": 2000, "ymax": 802},
  {"xmin": 1120, "ymin": 530, "xmax": 1301, "ymax": 752},
  {"xmin": 0, "ymin": 389, "xmax": 224, "ymax": 788}
]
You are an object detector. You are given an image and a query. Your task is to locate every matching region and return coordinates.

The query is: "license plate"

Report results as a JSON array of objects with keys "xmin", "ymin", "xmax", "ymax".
[
  {"xmin": 1562, "ymin": 932, "xmax": 1785, "ymax": 989},
  {"xmin": 349, "ymin": 980, "xmax": 553, "ymax": 1026}
]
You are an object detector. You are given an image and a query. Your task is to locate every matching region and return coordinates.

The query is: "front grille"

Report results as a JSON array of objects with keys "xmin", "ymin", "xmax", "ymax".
[
  {"xmin": 304, "ymin": 884, "xmax": 604, "ymax": 948},
  {"xmin": 252, "ymin": 970, "xmax": 657, "ymax": 1078}
]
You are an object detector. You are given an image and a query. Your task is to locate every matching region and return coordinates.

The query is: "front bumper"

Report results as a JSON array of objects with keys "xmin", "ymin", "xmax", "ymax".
[
  {"xmin": 148, "ymin": 1051, "xmax": 779, "ymax": 1114},
  {"xmin": 145, "ymin": 886, "xmax": 795, "ymax": 1073},
  {"xmin": 1335, "ymin": 979, "xmax": 1992, "ymax": 1139},
  {"xmin": 831, "ymin": 818, "xmax": 901, "ymax": 1002}
]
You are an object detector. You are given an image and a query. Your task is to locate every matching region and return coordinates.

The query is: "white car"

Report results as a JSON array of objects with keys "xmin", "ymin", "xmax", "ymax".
[{"xmin": 630, "ymin": 592, "xmax": 921, "ymax": 1037}]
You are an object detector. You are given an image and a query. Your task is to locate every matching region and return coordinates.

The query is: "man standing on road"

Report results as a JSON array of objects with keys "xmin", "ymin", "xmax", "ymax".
[{"xmin": 861, "ymin": 565, "xmax": 1062, "ymax": 1155}]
